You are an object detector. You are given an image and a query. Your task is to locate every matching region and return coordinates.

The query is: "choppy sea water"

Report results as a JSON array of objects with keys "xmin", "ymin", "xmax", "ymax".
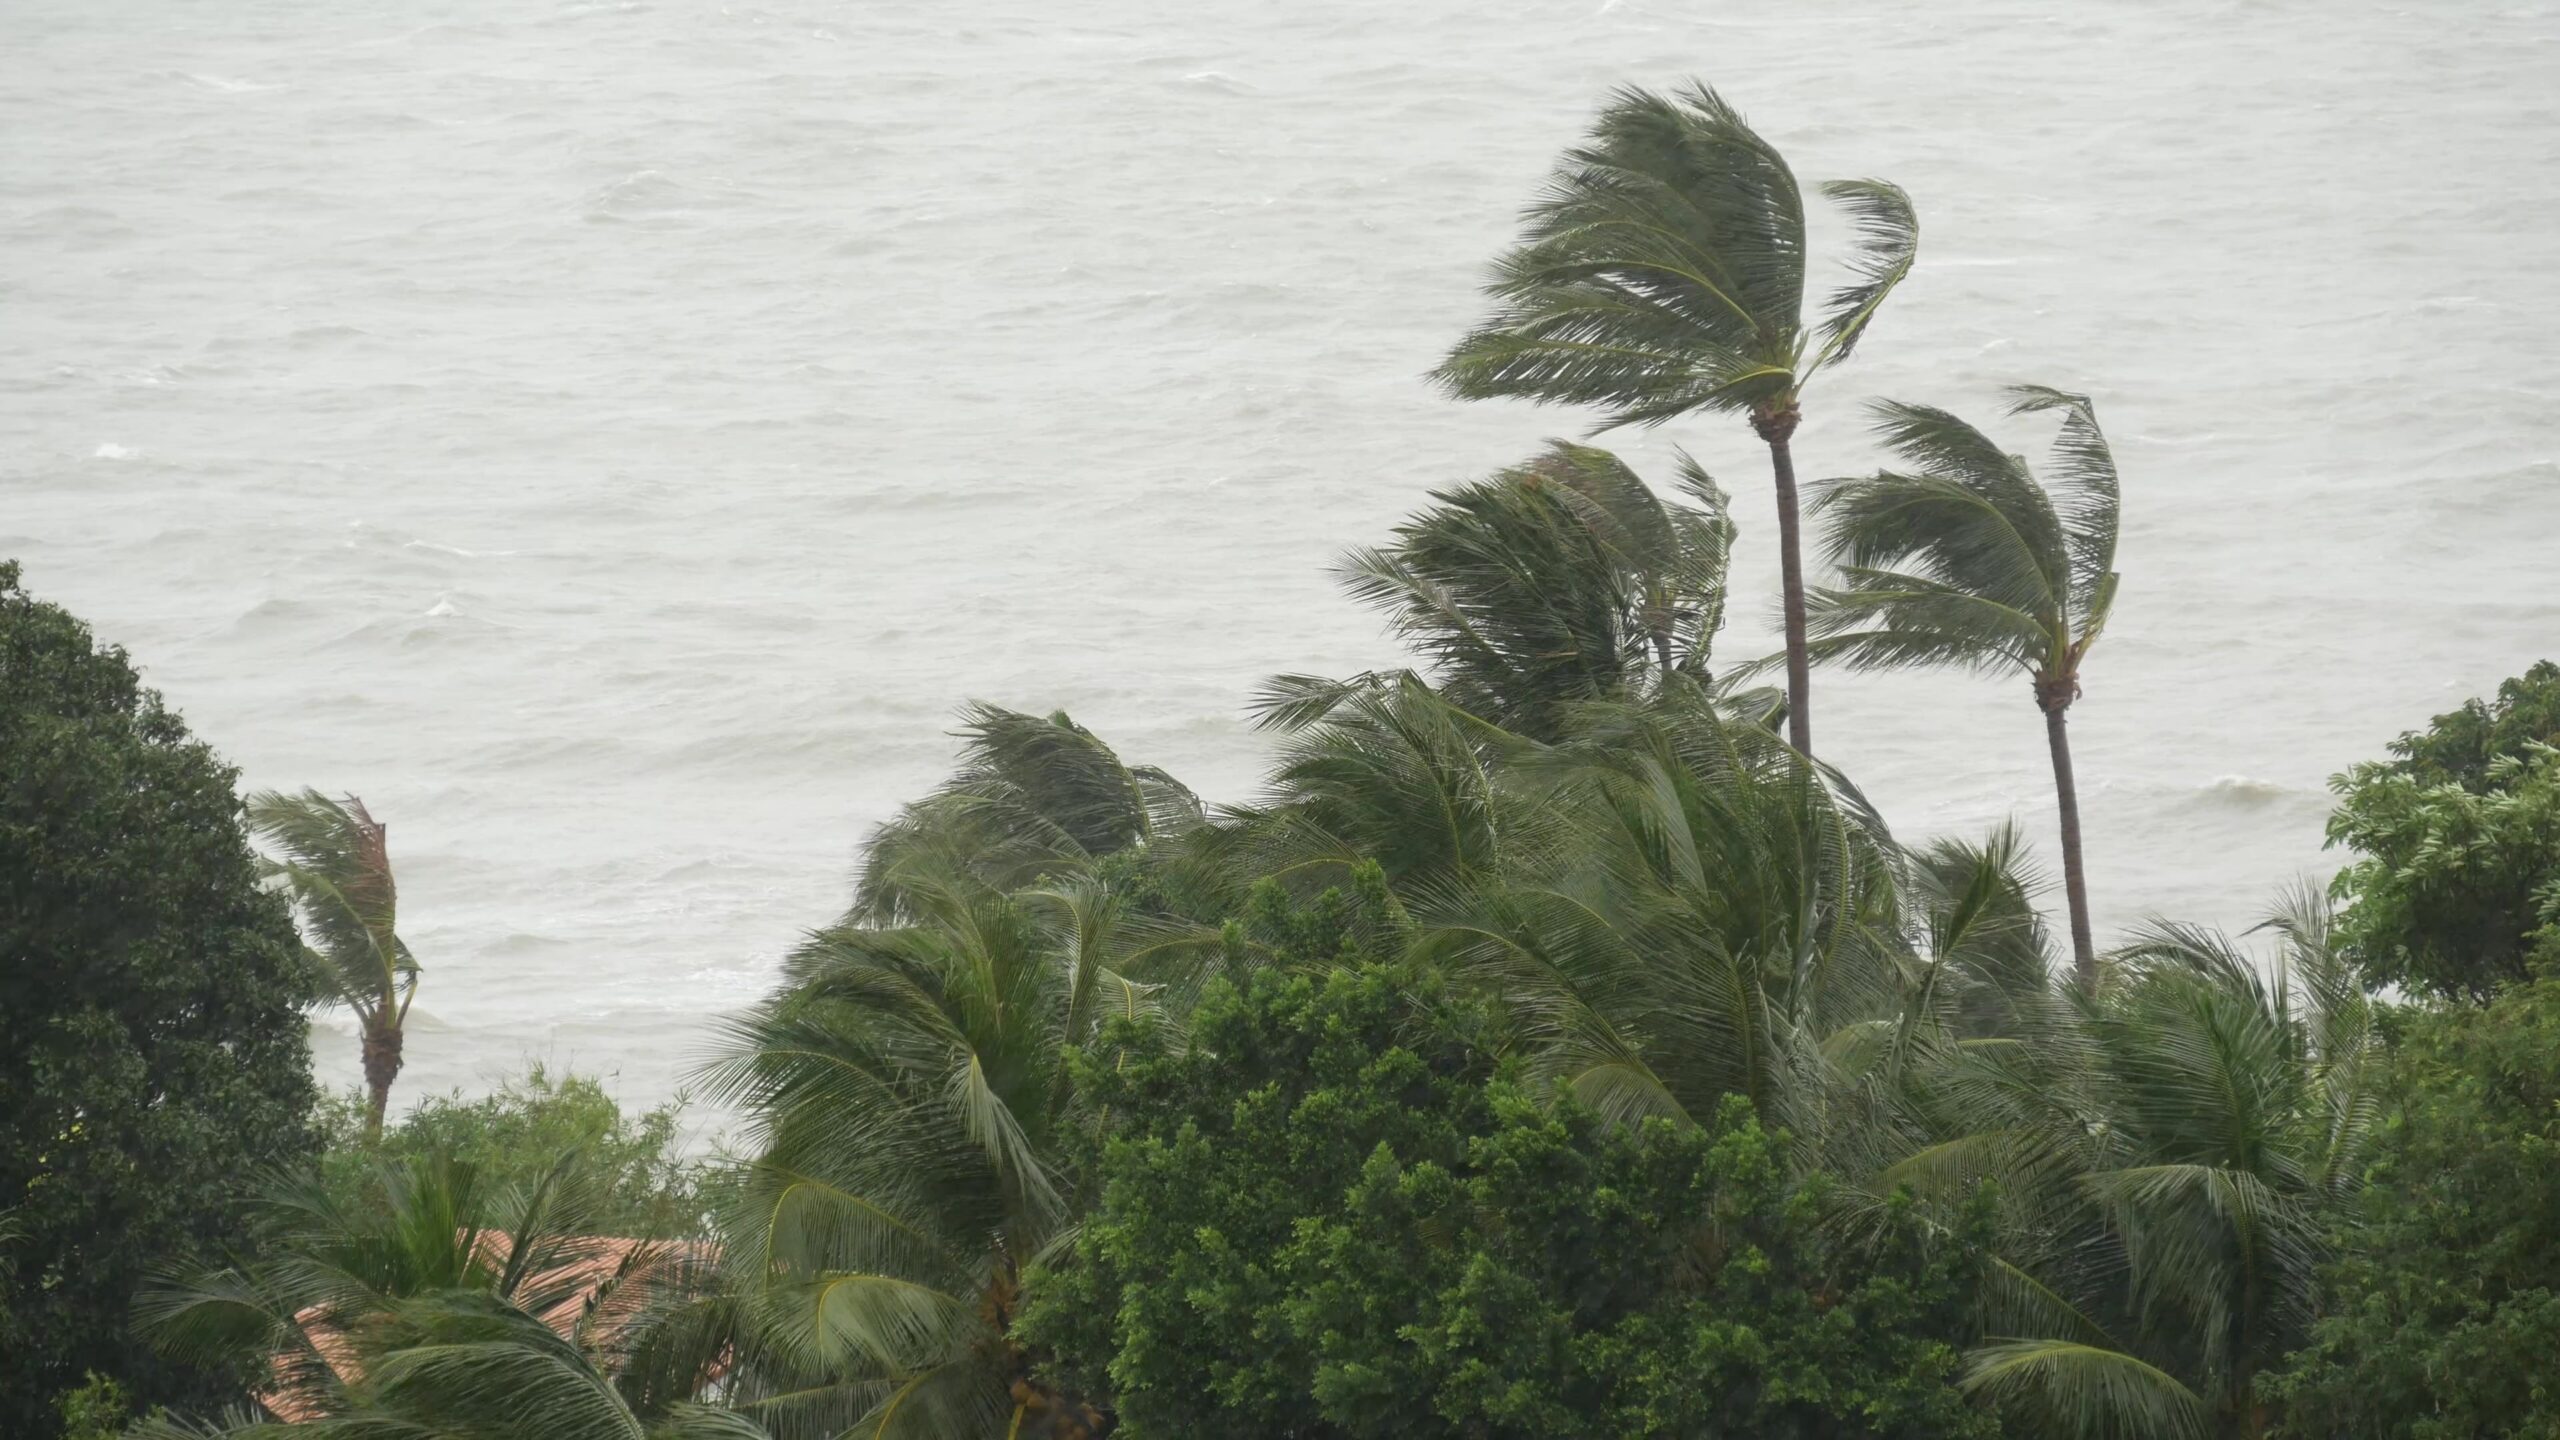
[{"xmin": 6, "ymin": 0, "xmax": 2556, "ymax": 1133}]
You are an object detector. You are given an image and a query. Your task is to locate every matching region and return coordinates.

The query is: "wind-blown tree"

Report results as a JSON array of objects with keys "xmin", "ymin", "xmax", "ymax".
[
  {"xmin": 1282, "ymin": 441, "xmax": 1737, "ymax": 741},
  {"xmin": 854, "ymin": 705, "xmax": 1205, "ymax": 925},
  {"xmin": 1415, "ymin": 690, "xmax": 1913, "ymax": 1141},
  {"xmin": 1882, "ymin": 894, "xmax": 2381, "ymax": 1440},
  {"xmin": 700, "ymin": 875, "xmax": 1187, "ymax": 1440},
  {"xmin": 1222, "ymin": 674, "xmax": 1554, "ymax": 900},
  {"xmin": 1435, "ymin": 82, "xmax": 1919, "ymax": 756},
  {"xmin": 248, "ymin": 789, "xmax": 417, "ymax": 1137},
  {"xmin": 1804, "ymin": 387, "xmax": 2121, "ymax": 986}
]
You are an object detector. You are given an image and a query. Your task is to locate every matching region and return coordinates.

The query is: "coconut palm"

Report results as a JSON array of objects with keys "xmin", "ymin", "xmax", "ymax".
[
  {"xmin": 1803, "ymin": 387, "xmax": 2120, "ymax": 986},
  {"xmin": 699, "ymin": 876, "xmax": 1184, "ymax": 1440},
  {"xmin": 854, "ymin": 706, "xmax": 1203, "ymax": 925},
  {"xmin": 1302, "ymin": 441, "xmax": 1737, "ymax": 740},
  {"xmin": 248, "ymin": 789, "xmax": 417, "ymax": 1137},
  {"xmin": 1434, "ymin": 82, "xmax": 1918, "ymax": 757},
  {"xmin": 141, "ymin": 1148, "xmax": 729, "ymax": 1434},
  {"xmin": 132, "ymin": 1290, "xmax": 761, "ymax": 1440},
  {"xmin": 1414, "ymin": 690, "xmax": 1912, "ymax": 1138}
]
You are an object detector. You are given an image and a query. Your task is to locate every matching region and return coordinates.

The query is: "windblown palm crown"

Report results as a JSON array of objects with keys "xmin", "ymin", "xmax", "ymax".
[
  {"xmin": 1805, "ymin": 385, "xmax": 2121, "ymax": 979},
  {"xmin": 1434, "ymin": 82, "xmax": 1918, "ymax": 755},
  {"xmin": 249, "ymin": 788, "xmax": 417, "ymax": 1135}
]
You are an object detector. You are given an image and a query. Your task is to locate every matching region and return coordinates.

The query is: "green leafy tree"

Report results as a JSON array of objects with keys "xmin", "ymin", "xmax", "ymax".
[
  {"xmin": 0, "ymin": 561, "xmax": 320, "ymax": 1437},
  {"xmin": 2374, "ymin": 659, "xmax": 2560, "ymax": 792},
  {"xmin": 1804, "ymin": 388, "xmax": 2122, "ymax": 986},
  {"xmin": 2326, "ymin": 662, "xmax": 2560, "ymax": 1000},
  {"xmin": 313, "ymin": 1066, "xmax": 711, "ymax": 1237},
  {"xmin": 1021, "ymin": 961, "xmax": 1994, "ymax": 1439},
  {"xmin": 1435, "ymin": 82, "xmax": 1919, "ymax": 756},
  {"xmin": 2264, "ymin": 972, "xmax": 2560, "ymax": 1437},
  {"xmin": 247, "ymin": 789, "xmax": 417, "ymax": 1138}
]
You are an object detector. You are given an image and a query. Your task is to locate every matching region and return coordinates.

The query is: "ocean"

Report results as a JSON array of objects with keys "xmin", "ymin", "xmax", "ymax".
[{"xmin": 6, "ymin": 0, "xmax": 2556, "ymax": 1135}]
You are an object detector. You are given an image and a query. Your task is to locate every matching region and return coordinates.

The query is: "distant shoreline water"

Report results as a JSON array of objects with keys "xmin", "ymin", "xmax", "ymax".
[{"xmin": 8, "ymin": 0, "xmax": 2556, "ymax": 1118}]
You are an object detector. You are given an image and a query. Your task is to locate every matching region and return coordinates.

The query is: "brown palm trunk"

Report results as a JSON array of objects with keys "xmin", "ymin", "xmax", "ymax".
[
  {"xmin": 1755, "ymin": 405, "xmax": 1814, "ymax": 756},
  {"xmin": 360, "ymin": 1022, "xmax": 404, "ymax": 1140},
  {"xmin": 2041, "ymin": 692, "xmax": 2097, "ymax": 989}
]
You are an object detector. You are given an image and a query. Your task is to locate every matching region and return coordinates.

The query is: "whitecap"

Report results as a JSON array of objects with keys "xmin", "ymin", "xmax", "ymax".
[
  {"xmin": 93, "ymin": 442, "xmax": 134, "ymax": 459},
  {"xmin": 406, "ymin": 540, "xmax": 518, "ymax": 558},
  {"xmin": 425, "ymin": 595, "xmax": 460, "ymax": 617},
  {"xmin": 1180, "ymin": 71, "xmax": 1258, "ymax": 94},
  {"xmin": 175, "ymin": 72, "xmax": 280, "ymax": 94},
  {"xmin": 2196, "ymin": 775, "xmax": 2296, "ymax": 806}
]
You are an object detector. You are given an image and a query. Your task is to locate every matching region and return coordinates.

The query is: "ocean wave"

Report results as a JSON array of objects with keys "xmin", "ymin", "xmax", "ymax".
[
  {"xmin": 584, "ymin": 169, "xmax": 736, "ymax": 221},
  {"xmin": 405, "ymin": 539, "xmax": 520, "ymax": 559},
  {"xmin": 2191, "ymin": 775, "xmax": 2303, "ymax": 807},
  {"xmin": 1179, "ymin": 70, "xmax": 1258, "ymax": 94},
  {"xmin": 168, "ymin": 71, "xmax": 281, "ymax": 94}
]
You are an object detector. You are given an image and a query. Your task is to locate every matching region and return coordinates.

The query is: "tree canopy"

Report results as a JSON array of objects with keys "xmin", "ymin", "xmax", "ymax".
[
  {"xmin": 2327, "ymin": 661, "xmax": 2560, "ymax": 1000},
  {"xmin": 1020, "ymin": 951, "xmax": 1995, "ymax": 1440},
  {"xmin": 2266, "ymin": 971, "xmax": 2560, "ymax": 1436},
  {"xmin": 0, "ymin": 561, "xmax": 321, "ymax": 1436}
]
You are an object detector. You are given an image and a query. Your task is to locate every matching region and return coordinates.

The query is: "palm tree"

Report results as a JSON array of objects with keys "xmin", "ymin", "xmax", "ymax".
[
  {"xmin": 854, "ymin": 706, "xmax": 1203, "ymax": 925},
  {"xmin": 132, "ymin": 1290, "xmax": 760, "ymax": 1440},
  {"xmin": 1310, "ymin": 441, "xmax": 1737, "ymax": 740},
  {"xmin": 1803, "ymin": 387, "xmax": 2121, "ymax": 986},
  {"xmin": 1921, "ymin": 895, "xmax": 2381, "ymax": 1439},
  {"xmin": 1434, "ymin": 82, "xmax": 1918, "ymax": 757},
  {"xmin": 249, "ymin": 789, "xmax": 417, "ymax": 1137},
  {"xmin": 699, "ymin": 876, "xmax": 1185, "ymax": 1440},
  {"xmin": 141, "ymin": 1148, "xmax": 731, "ymax": 1434}
]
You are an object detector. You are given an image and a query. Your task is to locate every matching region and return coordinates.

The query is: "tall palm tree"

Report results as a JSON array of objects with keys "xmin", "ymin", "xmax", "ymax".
[
  {"xmin": 1434, "ymin": 82, "xmax": 1919, "ymax": 757},
  {"xmin": 1803, "ymin": 387, "xmax": 2121, "ymax": 986},
  {"xmin": 249, "ymin": 789, "xmax": 417, "ymax": 1137}
]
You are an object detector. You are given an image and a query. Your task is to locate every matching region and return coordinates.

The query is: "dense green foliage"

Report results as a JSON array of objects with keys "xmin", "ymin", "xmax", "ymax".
[
  {"xmin": 2266, "ymin": 972, "xmax": 2560, "ymax": 1436},
  {"xmin": 2327, "ymin": 662, "xmax": 2560, "ymax": 1000},
  {"xmin": 139, "ymin": 1146, "xmax": 739, "ymax": 1439},
  {"xmin": 1022, "ymin": 959, "xmax": 1995, "ymax": 1440},
  {"xmin": 312, "ymin": 1067, "xmax": 711, "ymax": 1236},
  {"xmin": 0, "ymin": 561, "xmax": 321, "ymax": 1437}
]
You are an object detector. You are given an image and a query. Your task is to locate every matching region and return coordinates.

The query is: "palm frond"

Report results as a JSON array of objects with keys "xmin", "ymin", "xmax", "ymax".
[
  {"xmin": 1810, "ymin": 178, "xmax": 1918, "ymax": 372},
  {"xmin": 1961, "ymin": 1339, "xmax": 2210, "ymax": 1440}
]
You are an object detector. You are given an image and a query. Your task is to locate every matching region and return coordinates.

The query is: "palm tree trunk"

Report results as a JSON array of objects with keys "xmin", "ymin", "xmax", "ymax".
[
  {"xmin": 360, "ymin": 1021, "xmax": 404, "ymax": 1140},
  {"xmin": 1760, "ymin": 417, "xmax": 1815, "ymax": 756},
  {"xmin": 2042, "ymin": 695, "xmax": 2098, "ymax": 989}
]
